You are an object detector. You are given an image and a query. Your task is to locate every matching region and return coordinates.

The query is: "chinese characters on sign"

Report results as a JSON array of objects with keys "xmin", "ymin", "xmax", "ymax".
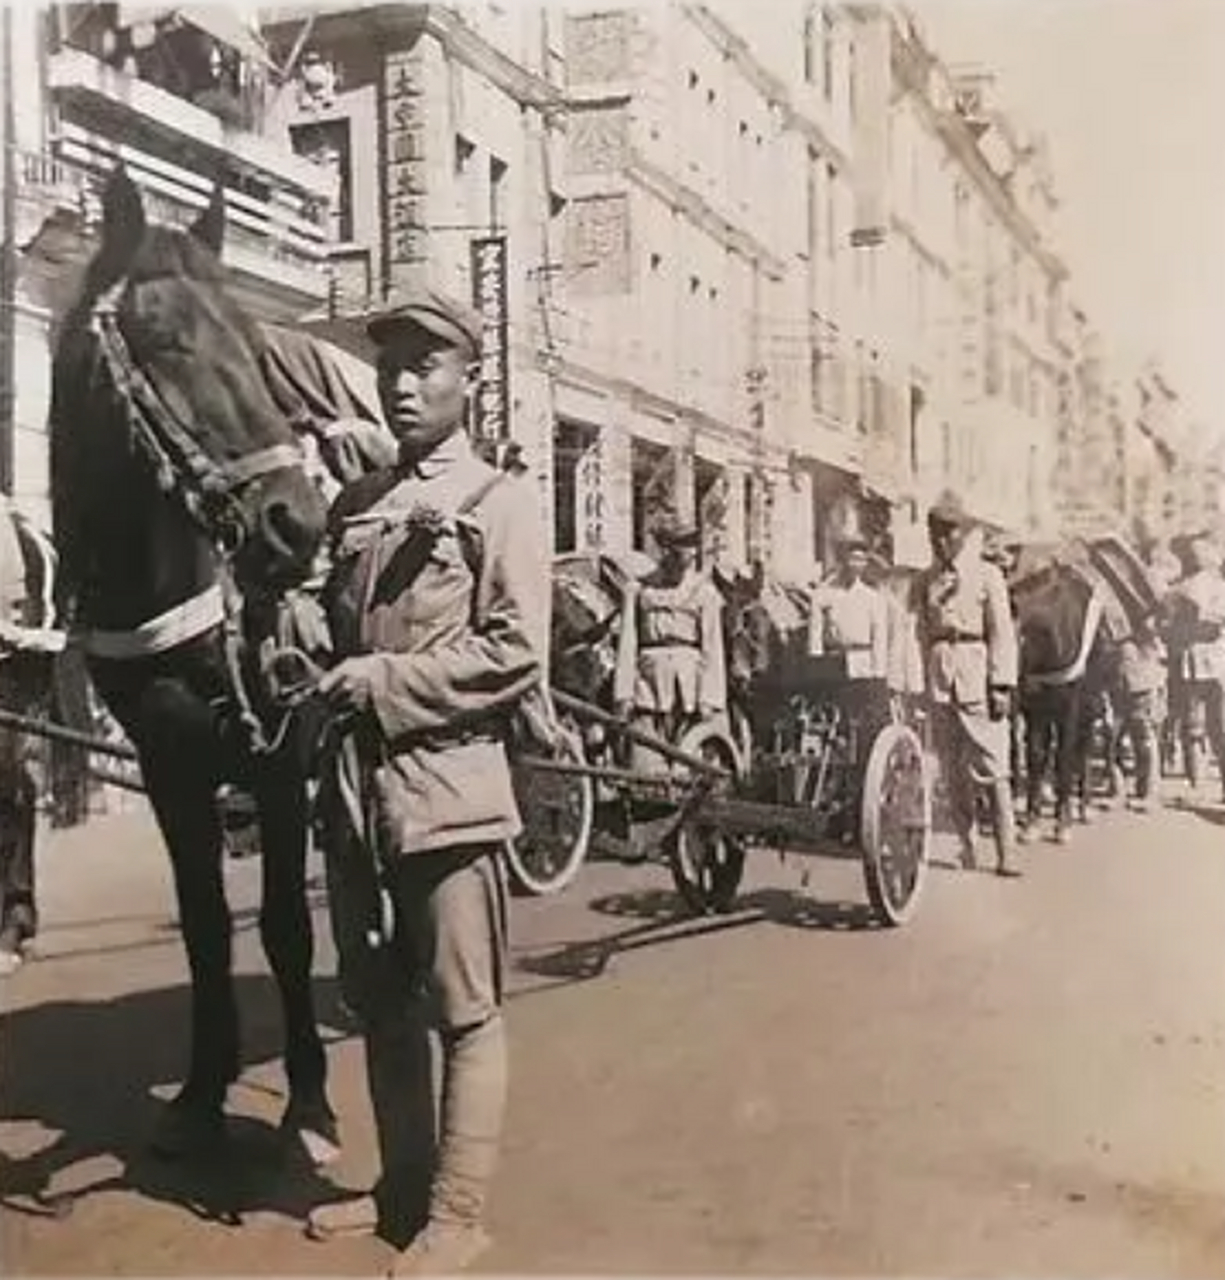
[
  {"xmin": 384, "ymin": 49, "xmax": 428, "ymax": 269},
  {"xmin": 470, "ymin": 235, "xmax": 510, "ymax": 443}
]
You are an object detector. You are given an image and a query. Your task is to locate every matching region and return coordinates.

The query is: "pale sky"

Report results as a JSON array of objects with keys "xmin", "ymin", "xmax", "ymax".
[{"xmin": 912, "ymin": 0, "xmax": 1225, "ymax": 440}]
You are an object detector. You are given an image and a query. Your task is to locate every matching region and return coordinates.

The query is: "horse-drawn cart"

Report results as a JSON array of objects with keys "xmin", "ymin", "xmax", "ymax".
[{"xmin": 508, "ymin": 556, "xmax": 932, "ymax": 927}]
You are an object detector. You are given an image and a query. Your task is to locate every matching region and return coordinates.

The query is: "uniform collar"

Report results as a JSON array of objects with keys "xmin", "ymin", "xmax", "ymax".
[{"xmin": 398, "ymin": 428, "xmax": 473, "ymax": 481}]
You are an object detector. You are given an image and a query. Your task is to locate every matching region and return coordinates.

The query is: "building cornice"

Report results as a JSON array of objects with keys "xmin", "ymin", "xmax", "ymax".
[
  {"xmin": 543, "ymin": 350, "xmax": 788, "ymax": 462},
  {"xmin": 262, "ymin": 5, "xmax": 563, "ymax": 116},
  {"xmin": 425, "ymin": 7, "xmax": 564, "ymax": 117},
  {"xmin": 627, "ymin": 150, "xmax": 788, "ymax": 280},
  {"xmin": 885, "ymin": 18, "xmax": 1068, "ymax": 283},
  {"xmin": 682, "ymin": 3, "xmax": 851, "ymax": 171}
]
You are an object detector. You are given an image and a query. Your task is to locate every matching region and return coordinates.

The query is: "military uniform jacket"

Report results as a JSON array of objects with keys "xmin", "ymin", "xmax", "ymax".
[
  {"xmin": 613, "ymin": 566, "xmax": 727, "ymax": 716},
  {"xmin": 808, "ymin": 578, "xmax": 889, "ymax": 680},
  {"xmin": 324, "ymin": 432, "xmax": 548, "ymax": 855},
  {"xmin": 1164, "ymin": 569, "xmax": 1225, "ymax": 684},
  {"xmin": 911, "ymin": 549, "xmax": 1018, "ymax": 706}
]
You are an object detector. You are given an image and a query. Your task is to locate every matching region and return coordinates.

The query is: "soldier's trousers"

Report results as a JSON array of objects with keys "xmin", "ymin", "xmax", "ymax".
[
  {"xmin": 1173, "ymin": 678, "xmax": 1225, "ymax": 787},
  {"xmin": 326, "ymin": 836, "xmax": 509, "ymax": 1235},
  {"xmin": 0, "ymin": 659, "xmax": 42, "ymax": 948},
  {"xmin": 929, "ymin": 699, "xmax": 1010, "ymax": 843}
]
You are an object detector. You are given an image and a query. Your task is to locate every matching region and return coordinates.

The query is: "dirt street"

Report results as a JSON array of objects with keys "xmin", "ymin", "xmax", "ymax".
[{"xmin": 2, "ymin": 787, "xmax": 1224, "ymax": 1276}]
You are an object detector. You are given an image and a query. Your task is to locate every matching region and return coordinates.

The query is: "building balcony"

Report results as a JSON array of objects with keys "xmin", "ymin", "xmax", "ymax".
[
  {"xmin": 46, "ymin": 45, "xmax": 334, "ymax": 206},
  {"xmin": 18, "ymin": 136, "xmax": 332, "ymax": 320}
]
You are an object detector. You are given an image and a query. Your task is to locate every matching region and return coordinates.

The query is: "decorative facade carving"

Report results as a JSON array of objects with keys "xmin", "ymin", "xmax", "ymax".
[
  {"xmin": 567, "ymin": 106, "xmax": 628, "ymax": 176},
  {"xmin": 565, "ymin": 194, "xmax": 631, "ymax": 296},
  {"xmin": 565, "ymin": 11, "xmax": 631, "ymax": 84}
]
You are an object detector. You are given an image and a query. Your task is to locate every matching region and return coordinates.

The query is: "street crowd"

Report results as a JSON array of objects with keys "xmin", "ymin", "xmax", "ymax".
[{"xmin": 0, "ymin": 281, "xmax": 1222, "ymax": 1277}]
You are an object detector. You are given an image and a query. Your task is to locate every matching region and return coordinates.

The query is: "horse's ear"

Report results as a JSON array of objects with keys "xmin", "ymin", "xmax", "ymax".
[
  {"xmin": 189, "ymin": 185, "xmax": 226, "ymax": 255},
  {"xmin": 99, "ymin": 165, "xmax": 146, "ymax": 259}
]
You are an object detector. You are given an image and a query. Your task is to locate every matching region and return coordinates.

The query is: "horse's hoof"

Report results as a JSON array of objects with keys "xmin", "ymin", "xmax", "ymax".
[
  {"xmin": 282, "ymin": 1099, "xmax": 341, "ymax": 1167},
  {"xmin": 149, "ymin": 1096, "xmax": 227, "ymax": 1161}
]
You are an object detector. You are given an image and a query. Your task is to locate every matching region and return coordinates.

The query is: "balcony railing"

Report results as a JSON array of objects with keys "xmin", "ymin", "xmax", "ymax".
[
  {"xmin": 57, "ymin": 3, "xmax": 272, "ymax": 133},
  {"xmin": 18, "ymin": 135, "xmax": 331, "ymax": 305}
]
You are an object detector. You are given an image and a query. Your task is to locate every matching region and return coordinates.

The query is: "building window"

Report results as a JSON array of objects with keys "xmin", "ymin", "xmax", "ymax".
[
  {"xmin": 489, "ymin": 154, "xmax": 508, "ymax": 230},
  {"xmin": 290, "ymin": 120, "xmax": 353, "ymax": 242},
  {"xmin": 847, "ymin": 32, "xmax": 857, "ymax": 122},
  {"xmin": 455, "ymin": 134, "xmax": 476, "ymax": 177},
  {"xmin": 825, "ymin": 161, "xmax": 837, "ymax": 260},
  {"xmin": 822, "ymin": 7, "xmax": 835, "ymax": 102},
  {"xmin": 803, "ymin": 7, "xmax": 817, "ymax": 84}
]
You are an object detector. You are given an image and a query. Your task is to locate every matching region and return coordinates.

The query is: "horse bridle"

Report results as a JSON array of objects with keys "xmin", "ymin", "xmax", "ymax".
[
  {"xmin": 89, "ymin": 276, "xmax": 303, "ymax": 551},
  {"xmin": 87, "ymin": 275, "xmax": 317, "ymax": 755}
]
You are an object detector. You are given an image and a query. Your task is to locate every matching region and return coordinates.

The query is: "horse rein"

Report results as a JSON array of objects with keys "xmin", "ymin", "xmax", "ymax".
[{"xmin": 84, "ymin": 275, "xmax": 316, "ymax": 758}]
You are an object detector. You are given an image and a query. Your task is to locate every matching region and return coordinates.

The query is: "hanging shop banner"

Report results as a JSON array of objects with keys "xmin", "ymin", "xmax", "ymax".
[{"xmin": 470, "ymin": 235, "xmax": 510, "ymax": 442}]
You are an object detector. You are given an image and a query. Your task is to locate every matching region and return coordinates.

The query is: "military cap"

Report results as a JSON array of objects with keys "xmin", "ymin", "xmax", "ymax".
[
  {"xmin": 927, "ymin": 488, "xmax": 974, "ymax": 528},
  {"xmin": 653, "ymin": 512, "xmax": 701, "ymax": 548},
  {"xmin": 366, "ymin": 288, "xmax": 483, "ymax": 358},
  {"xmin": 835, "ymin": 533, "xmax": 870, "ymax": 554}
]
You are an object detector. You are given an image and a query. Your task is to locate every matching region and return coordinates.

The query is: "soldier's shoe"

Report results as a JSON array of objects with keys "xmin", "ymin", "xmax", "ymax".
[
  {"xmin": 956, "ymin": 837, "xmax": 978, "ymax": 871},
  {"xmin": 305, "ymin": 1192, "xmax": 378, "ymax": 1242},
  {"xmin": 995, "ymin": 846, "xmax": 1022, "ymax": 878},
  {"xmin": 0, "ymin": 907, "xmax": 35, "ymax": 975},
  {"xmin": 386, "ymin": 1220, "xmax": 491, "ymax": 1277}
]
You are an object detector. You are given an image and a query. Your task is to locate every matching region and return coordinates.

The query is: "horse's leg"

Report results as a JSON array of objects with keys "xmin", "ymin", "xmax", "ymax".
[
  {"xmin": 254, "ymin": 759, "xmax": 338, "ymax": 1164},
  {"xmin": 1052, "ymin": 685, "xmax": 1081, "ymax": 843},
  {"xmin": 110, "ymin": 671, "xmax": 239, "ymax": 1158},
  {"xmin": 1020, "ymin": 701, "xmax": 1045, "ymax": 838}
]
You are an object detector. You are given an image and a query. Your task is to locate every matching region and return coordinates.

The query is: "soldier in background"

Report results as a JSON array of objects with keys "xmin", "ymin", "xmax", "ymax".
[
  {"xmin": 911, "ymin": 492, "xmax": 1021, "ymax": 877},
  {"xmin": 0, "ymin": 494, "xmax": 63, "ymax": 975},
  {"xmin": 809, "ymin": 535, "xmax": 892, "ymax": 734},
  {"xmin": 1162, "ymin": 530, "xmax": 1225, "ymax": 801},
  {"xmin": 613, "ymin": 513, "xmax": 727, "ymax": 773}
]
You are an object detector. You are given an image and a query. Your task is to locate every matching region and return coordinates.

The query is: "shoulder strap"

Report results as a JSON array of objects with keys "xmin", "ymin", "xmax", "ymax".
[
  {"xmin": 456, "ymin": 469, "xmax": 510, "ymax": 518},
  {"xmin": 454, "ymin": 470, "xmax": 511, "ymax": 579}
]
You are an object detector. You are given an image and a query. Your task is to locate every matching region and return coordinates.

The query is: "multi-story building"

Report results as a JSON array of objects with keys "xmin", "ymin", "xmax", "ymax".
[
  {"xmin": 860, "ymin": 6, "xmax": 1068, "ymax": 565},
  {"xmin": 262, "ymin": 1, "xmax": 892, "ymax": 581},
  {"xmin": 3, "ymin": 3, "xmax": 336, "ymax": 526}
]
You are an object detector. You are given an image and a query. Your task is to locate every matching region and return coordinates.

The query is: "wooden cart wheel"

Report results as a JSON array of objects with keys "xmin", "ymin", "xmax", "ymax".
[
  {"xmin": 859, "ymin": 721, "xmax": 930, "ymax": 927},
  {"xmin": 507, "ymin": 723, "xmax": 594, "ymax": 898},
  {"xmin": 667, "ymin": 725, "xmax": 746, "ymax": 917}
]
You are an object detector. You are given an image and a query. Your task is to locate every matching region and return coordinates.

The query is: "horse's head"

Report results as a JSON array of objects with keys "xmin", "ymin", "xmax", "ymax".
[{"xmin": 59, "ymin": 168, "xmax": 327, "ymax": 596}]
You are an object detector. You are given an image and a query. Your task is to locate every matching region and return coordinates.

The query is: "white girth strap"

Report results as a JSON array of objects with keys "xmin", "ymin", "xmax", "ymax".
[
  {"xmin": 76, "ymin": 584, "xmax": 225, "ymax": 660},
  {"xmin": 1027, "ymin": 587, "xmax": 1106, "ymax": 689}
]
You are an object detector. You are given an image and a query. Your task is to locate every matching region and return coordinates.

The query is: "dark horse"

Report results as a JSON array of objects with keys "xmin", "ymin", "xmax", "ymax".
[
  {"xmin": 1008, "ymin": 537, "xmax": 1154, "ymax": 841},
  {"xmin": 49, "ymin": 169, "xmax": 337, "ymax": 1159}
]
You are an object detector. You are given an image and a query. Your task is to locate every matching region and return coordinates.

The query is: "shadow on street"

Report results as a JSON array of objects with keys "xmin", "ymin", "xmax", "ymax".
[
  {"xmin": 514, "ymin": 884, "xmax": 883, "ymax": 987},
  {"xmin": 0, "ymin": 974, "xmax": 350, "ymax": 1231}
]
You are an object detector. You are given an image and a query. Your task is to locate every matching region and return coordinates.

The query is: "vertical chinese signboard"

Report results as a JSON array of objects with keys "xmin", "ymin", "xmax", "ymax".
[
  {"xmin": 470, "ymin": 235, "xmax": 510, "ymax": 444},
  {"xmin": 383, "ymin": 48, "xmax": 429, "ymax": 284}
]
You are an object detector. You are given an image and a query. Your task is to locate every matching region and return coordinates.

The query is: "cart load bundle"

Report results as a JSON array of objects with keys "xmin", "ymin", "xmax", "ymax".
[
  {"xmin": 550, "ymin": 552, "xmax": 657, "ymax": 697},
  {"xmin": 260, "ymin": 321, "xmax": 386, "ymax": 432}
]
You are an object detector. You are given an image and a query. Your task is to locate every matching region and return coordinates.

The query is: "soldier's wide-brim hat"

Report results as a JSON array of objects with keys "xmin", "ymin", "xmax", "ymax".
[
  {"xmin": 927, "ymin": 489, "xmax": 975, "ymax": 529},
  {"xmin": 367, "ymin": 289, "xmax": 483, "ymax": 358}
]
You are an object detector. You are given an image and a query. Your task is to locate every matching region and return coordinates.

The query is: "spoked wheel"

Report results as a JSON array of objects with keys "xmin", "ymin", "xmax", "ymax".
[
  {"xmin": 507, "ymin": 722, "xmax": 594, "ymax": 897},
  {"xmin": 666, "ymin": 726, "xmax": 746, "ymax": 916},
  {"xmin": 860, "ymin": 722, "xmax": 931, "ymax": 927}
]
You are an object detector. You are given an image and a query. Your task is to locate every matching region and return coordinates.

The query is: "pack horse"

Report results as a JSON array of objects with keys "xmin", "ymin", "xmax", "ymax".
[{"xmin": 47, "ymin": 167, "xmax": 377, "ymax": 1162}]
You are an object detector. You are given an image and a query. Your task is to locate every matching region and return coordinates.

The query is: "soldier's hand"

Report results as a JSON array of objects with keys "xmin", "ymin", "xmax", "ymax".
[
  {"xmin": 988, "ymin": 686, "xmax": 1013, "ymax": 721},
  {"xmin": 317, "ymin": 656, "xmax": 379, "ymax": 715}
]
